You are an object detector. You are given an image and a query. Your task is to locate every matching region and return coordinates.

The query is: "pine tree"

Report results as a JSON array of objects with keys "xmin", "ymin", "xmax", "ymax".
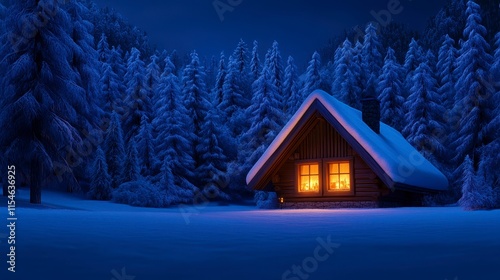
[
  {"xmin": 361, "ymin": 23, "xmax": 384, "ymax": 86},
  {"xmin": 135, "ymin": 115, "xmax": 158, "ymax": 178},
  {"xmin": 100, "ymin": 60, "xmax": 122, "ymax": 114},
  {"xmin": 242, "ymin": 66, "xmax": 284, "ymax": 162},
  {"xmin": 196, "ymin": 107, "xmax": 228, "ymax": 198},
  {"xmin": 283, "ymin": 56, "xmax": 300, "ymax": 115},
  {"xmin": 436, "ymin": 34, "xmax": 457, "ymax": 111},
  {"xmin": 104, "ymin": 112, "xmax": 126, "ymax": 189},
  {"xmin": 250, "ymin": 40, "xmax": 261, "ymax": 83},
  {"xmin": 452, "ymin": 0, "xmax": 494, "ymax": 166},
  {"xmin": 212, "ymin": 52, "xmax": 227, "ymax": 106},
  {"xmin": 266, "ymin": 41, "xmax": 285, "ymax": 105},
  {"xmin": 378, "ymin": 47, "xmax": 405, "ymax": 131},
  {"xmin": 300, "ymin": 51, "xmax": 322, "ymax": 100},
  {"xmin": 459, "ymin": 155, "xmax": 495, "ymax": 210},
  {"xmin": 97, "ymin": 33, "xmax": 111, "ymax": 63},
  {"xmin": 88, "ymin": 147, "xmax": 113, "ymax": 201},
  {"xmin": 109, "ymin": 46, "xmax": 127, "ymax": 99},
  {"xmin": 219, "ymin": 54, "xmax": 250, "ymax": 137},
  {"xmin": 182, "ymin": 51, "xmax": 212, "ymax": 176},
  {"xmin": 403, "ymin": 38, "xmax": 424, "ymax": 97},
  {"xmin": 478, "ymin": 139, "xmax": 500, "ymax": 193},
  {"xmin": 491, "ymin": 32, "xmax": 500, "ymax": 80},
  {"xmin": 236, "ymin": 65, "xmax": 284, "ymax": 191},
  {"xmin": 403, "ymin": 61, "xmax": 446, "ymax": 164},
  {"xmin": 333, "ymin": 39, "xmax": 362, "ymax": 109},
  {"xmin": 0, "ymin": 0, "xmax": 98, "ymax": 203},
  {"xmin": 153, "ymin": 57, "xmax": 196, "ymax": 189},
  {"xmin": 123, "ymin": 47, "xmax": 152, "ymax": 142},
  {"xmin": 146, "ymin": 54, "xmax": 161, "ymax": 106},
  {"xmin": 122, "ymin": 138, "xmax": 140, "ymax": 183}
]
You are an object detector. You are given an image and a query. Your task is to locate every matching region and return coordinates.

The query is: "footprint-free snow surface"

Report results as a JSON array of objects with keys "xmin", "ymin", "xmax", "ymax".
[{"xmin": 1, "ymin": 189, "xmax": 499, "ymax": 280}]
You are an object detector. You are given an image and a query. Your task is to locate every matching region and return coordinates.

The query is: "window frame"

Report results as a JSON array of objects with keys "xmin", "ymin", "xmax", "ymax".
[
  {"xmin": 295, "ymin": 161, "xmax": 322, "ymax": 196},
  {"xmin": 322, "ymin": 158, "xmax": 355, "ymax": 196}
]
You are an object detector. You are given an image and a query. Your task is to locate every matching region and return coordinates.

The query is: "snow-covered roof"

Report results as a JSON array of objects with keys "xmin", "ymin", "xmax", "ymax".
[{"xmin": 246, "ymin": 90, "xmax": 448, "ymax": 192}]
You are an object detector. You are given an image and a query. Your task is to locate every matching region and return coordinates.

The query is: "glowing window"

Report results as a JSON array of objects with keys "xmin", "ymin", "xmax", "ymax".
[
  {"xmin": 328, "ymin": 162, "xmax": 351, "ymax": 192},
  {"xmin": 298, "ymin": 164, "xmax": 320, "ymax": 193}
]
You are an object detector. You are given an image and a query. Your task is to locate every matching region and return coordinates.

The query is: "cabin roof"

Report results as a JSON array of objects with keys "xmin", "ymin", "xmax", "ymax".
[{"xmin": 246, "ymin": 90, "xmax": 449, "ymax": 192}]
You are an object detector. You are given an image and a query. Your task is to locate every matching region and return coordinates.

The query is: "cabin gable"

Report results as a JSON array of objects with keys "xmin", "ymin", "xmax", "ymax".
[{"xmin": 270, "ymin": 112, "xmax": 391, "ymax": 203}]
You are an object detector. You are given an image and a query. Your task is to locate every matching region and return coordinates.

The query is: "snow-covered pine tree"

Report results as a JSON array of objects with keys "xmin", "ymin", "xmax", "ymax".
[
  {"xmin": 110, "ymin": 46, "xmax": 127, "ymax": 80},
  {"xmin": 88, "ymin": 147, "xmax": 113, "ymax": 201},
  {"xmin": 331, "ymin": 45, "xmax": 343, "ymax": 86},
  {"xmin": 459, "ymin": 155, "xmax": 495, "ymax": 210},
  {"xmin": 97, "ymin": 33, "xmax": 111, "ymax": 63},
  {"xmin": 234, "ymin": 64, "xmax": 284, "ymax": 192},
  {"xmin": 146, "ymin": 54, "xmax": 161, "ymax": 106},
  {"xmin": 0, "ymin": 0, "xmax": 98, "ymax": 203},
  {"xmin": 196, "ymin": 107, "xmax": 229, "ymax": 199},
  {"xmin": 109, "ymin": 45, "xmax": 127, "ymax": 98},
  {"xmin": 104, "ymin": 112, "xmax": 126, "ymax": 189},
  {"xmin": 182, "ymin": 51, "xmax": 212, "ymax": 179},
  {"xmin": 135, "ymin": 115, "xmax": 158, "ymax": 178},
  {"xmin": 361, "ymin": 23, "xmax": 384, "ymax": 86},
  {"xmin": 267, "ymin": 41, "xmax": 285, "ymax": 106},
  {"xmin": 122, "ymin": 138, "xmax": 140, "ymax": 183},
  {"xmin": 403, "ymin": 60, "xmax": 446, "ymax": 164},
  {"xmin": 283, "ymin": 56, "xmax": 300, "ymax": 115},
  {"xmin": 436, "ymin": 34, "xmax": 457, "ymax": 111},
  {"xmin": 217, "ymin": 41, "xmax": 251, "ymax": 126},
  {"xmin": 403, "ymin": 38, "xmax": 424, "ymax": 97},
  {"xmin": 241, "ymin": 65, "xmax": 284, "ymax": 167},
  {"xmin": 123, "ymin": 47, "xmax": 152, "ymax": 142},
  {"xmin": 451, "ymin": 0, "xmax": 494, "ymax": 166},
  {"xmin": 212, "ymin": 52, "xmax": 227, "ymax": 106},
  {"xmin": 478, "ymin": 139, "xmax": 500, "ymax": 198},
  {"xmin": 250, "ymin": 40, "xmax": 261, "ymax": 83},
  {"xmin": 491, "ymin": 32, "xmax": 500, "ymax": 80},
  {"xmin": 378, "ymin": 47, "xmax": 405, "ymax": 131},
  {"xmin": 425, "ymin": 49, "xmax": 437, "ymax": 73},
  {"xmin": 300, "ymin": 51, "xmax": 322, "ymax": 100},
  {"xmin": 100, "ymin": 59, "xmax": 122, "ymax": 115},
  {"xmin": 153, "ymin": 57, "xmax": 196, "ymax": 192},
  {"xmin": 333, "ymin": 39, "xmax": 362, "ymax": 109}
]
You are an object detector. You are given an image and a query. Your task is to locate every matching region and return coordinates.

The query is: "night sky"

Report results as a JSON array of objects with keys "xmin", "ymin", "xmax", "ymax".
[{"xmin": 93, "ymin": 0, "xmax": 447, "ymax": 66}]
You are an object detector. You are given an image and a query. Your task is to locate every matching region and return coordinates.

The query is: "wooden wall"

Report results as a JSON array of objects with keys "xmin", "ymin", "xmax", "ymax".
[{"xmin": 271, "ymin": 116, "xmax": 391, "ymax": 203}]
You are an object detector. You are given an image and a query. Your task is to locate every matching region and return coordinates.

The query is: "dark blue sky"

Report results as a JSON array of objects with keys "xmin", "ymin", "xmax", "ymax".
[{"xmin": 94, "ymin": 0, "xmax": 447, "ymax": 66}]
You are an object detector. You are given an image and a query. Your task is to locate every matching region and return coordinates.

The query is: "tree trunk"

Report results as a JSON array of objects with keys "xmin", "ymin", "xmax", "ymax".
[{"xmin": 30, "ymin": 159, "xmax": 42, "ymax": 204}]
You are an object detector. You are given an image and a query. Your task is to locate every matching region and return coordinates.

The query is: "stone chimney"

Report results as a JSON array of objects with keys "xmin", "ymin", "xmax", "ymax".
[{"xmin": 362, "ymin": 76, "xmax": 380, "ymax": 134}]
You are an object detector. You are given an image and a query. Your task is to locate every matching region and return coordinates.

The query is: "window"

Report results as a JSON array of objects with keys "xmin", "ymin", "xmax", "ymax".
[
  {"xmin": 327, "ymin": 162, "xmax": 351, "ymax": 192},
  {"xmin": 298, "ymin": 163, "xmax": 320, "ymax": 193}
]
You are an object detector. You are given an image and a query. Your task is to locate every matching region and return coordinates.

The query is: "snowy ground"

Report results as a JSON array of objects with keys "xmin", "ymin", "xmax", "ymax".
[{"xmin": 1, "ymin": 189, "xmax": 499, "ymax": 280}]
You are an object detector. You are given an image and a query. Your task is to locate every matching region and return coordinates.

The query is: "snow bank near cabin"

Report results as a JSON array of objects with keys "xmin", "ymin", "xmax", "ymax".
[{"xmin": 247, "ymin": 90, "xmax": 448, "ymax": 191}]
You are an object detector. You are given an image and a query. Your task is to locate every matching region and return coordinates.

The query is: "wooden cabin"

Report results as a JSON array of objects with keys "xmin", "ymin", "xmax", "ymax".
[{"xmin": 246, "ymin": 90, "xmax": 448, "ymax": 208}]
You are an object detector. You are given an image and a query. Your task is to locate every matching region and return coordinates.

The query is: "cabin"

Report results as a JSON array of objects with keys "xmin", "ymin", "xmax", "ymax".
[{"xmin": 246, "ymin": 90, "xmax": 448, "ymax": 208}]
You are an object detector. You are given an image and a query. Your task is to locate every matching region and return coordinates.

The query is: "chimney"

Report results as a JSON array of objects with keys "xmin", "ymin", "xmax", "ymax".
[{"xmin": 362, "ymin": 76, "xmax": 380, "ymax": 134}]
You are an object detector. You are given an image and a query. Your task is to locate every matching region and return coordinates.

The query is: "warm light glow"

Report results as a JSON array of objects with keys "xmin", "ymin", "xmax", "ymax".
[
  {"xmin": 299, "ymin": 163, "xmax": 320, "ymax": 193},
  {"xmin": 328, "ymin": 162, "xmax": 351, "ymax": 192},
  {"xmin": 279, "ymin": 197, "xmax": 284, "ymax": 203}
]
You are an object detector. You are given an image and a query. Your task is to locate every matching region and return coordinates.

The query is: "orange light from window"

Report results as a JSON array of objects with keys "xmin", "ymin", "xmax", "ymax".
[{"xmin": 299, "ymin": 164, "xmax": 319, "ymax": 192}]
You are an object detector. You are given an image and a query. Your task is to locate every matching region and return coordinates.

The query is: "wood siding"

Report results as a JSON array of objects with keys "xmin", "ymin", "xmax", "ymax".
[{"xmin": 272, "ymin": 116, "xmax": 391, "ymax": 203}]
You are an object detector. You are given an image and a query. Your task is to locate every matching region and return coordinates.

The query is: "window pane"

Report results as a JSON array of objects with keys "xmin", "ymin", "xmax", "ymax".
[
  {"xmin": 339, "ymin": 174, "xmax": 350, "ymax": 190},
  {"xmin": 329, "ymin": 163, "xmax": 339, "ymax": 174},
  {"xmin": 300, "ymin": 175, "xmax": 310, "ymax": 192},
  {"xmin": 340, "ymin": 162, "xmax": 350, "ymax": 173},
  {"xmin": 310, "ymin": 175, "xmax": 319, "ymax": 191},
  {"xmin": 329, "ymin": 175, "xmax": 339, "ymax": 190},
  {"xmin": 310, "ymin": 164, "xmax": 319, "ymax": 175},
  {"xmin": 300, "ymin": 165, "xmax": 310, "ymax": 175}
]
